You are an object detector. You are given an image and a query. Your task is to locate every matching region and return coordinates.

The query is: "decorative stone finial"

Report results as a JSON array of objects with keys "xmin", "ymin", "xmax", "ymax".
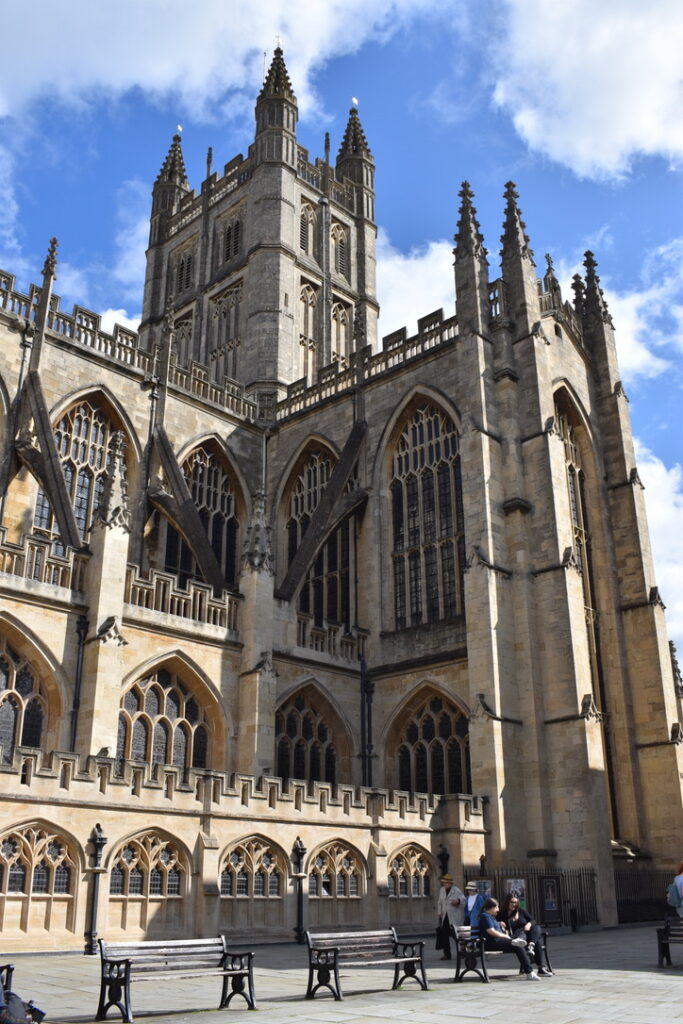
[
  {"xmin": 454, "ymin": 182, "xmax": 487, "ymax": 262},
  {"xmin": 337, "ymin": 106, "xmax": 372, "ymax": 160},
  {"xmin": 242, "ymin": 490, "xmax": 274, "ymax": 574},
  {"xmin": 93, "ymin": 431, "xmax": 130, "ymax": 532},
  {"xmin": 500, "ymin": 181, "xmax": 534, "ymax": 265},
  {"xmin": 583, "ymin": 251, "xmax": 614, "ymax": 328},
  {"xmin": 42, "ymin": 237, "xmax": 58, "ymax": 279}
]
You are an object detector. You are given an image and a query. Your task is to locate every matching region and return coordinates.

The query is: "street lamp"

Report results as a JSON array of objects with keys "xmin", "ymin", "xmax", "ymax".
[
  {"xmin": 85, "ymin": 823, "xmax": 108, "ymax": 955},
  {"xmin": 292, "ymin": 836, "xmax": 307, "ymax": 944}
]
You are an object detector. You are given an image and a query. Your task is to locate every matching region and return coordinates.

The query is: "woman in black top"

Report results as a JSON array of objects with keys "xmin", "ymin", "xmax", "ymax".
[{"xmin": 500, "ymin": 893, "xmax": 553, "ymax": 975}]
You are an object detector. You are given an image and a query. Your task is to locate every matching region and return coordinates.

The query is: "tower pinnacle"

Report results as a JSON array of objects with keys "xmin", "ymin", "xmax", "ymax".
[
  {"xmin": 156, "ymin": 133, "xmax": 189, "ymax": 189},
  {"xmin": 259, "ymin": 46, "xmax": 296, "ymax": 102},
  {"xmin": 500, "ymin": 181, "xmax": 534, "ymax": 266},
  {"xmin": 583, "ymin": 251, "xmax": 613, "ymax": 328},
  {"xmin": 454, "ymin": 182, "xmax": 487, "ymax": 262},
  {"xmin": 337, "ymin": 107, "xmax": 372, "ymax": 160}
]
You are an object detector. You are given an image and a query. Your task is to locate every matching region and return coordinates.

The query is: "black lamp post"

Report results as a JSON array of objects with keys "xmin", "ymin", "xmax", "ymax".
[
  {"xmin": 292, "ymin": 836, "xmax": 307, "ymax": 944},
  {"xmin": 85, "ymin": 823, "xmax": 108, "ymax": 955}
]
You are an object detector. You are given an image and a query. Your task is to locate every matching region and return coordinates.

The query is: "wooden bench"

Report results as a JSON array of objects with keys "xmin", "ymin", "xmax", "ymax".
[
  {"xmin": 657, "ymin": 915, "xmax": 683, "ymax": 966},
  {"xmin": 453, "ymin": 926, "xmax": 552, "ymax": 983},
  {"xmin": 305, "ymin": 928, "xmax": 428, "ymax": 1001},
  {"xmin": 96, "ymin": 937, "xmax": 255, "ymax": 1022}
]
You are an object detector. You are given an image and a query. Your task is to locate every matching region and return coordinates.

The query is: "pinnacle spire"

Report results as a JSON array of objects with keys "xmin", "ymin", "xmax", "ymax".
[
  {"xmin": 259, "ymin": 46, "xmax": 296, "ymax": 101},
  {"xmin": 337, "ymin": 106, "xmax": 372, "ymax": 160},
  {"xmin": 583, "ymin": 251, "xmax": 613, "ymax": 327},
  {"xmin": 500, "ymin": 181, "xmax": 534, "ymax": 265},
  {"xmin": 454, "ymin": 182, "xmax": 487, "ymax": 262},
  {"xmin": 156, "ymin": 133, "xmax": 189, "ymax": 188},
  {"xmin": 42, "ymin": 237, "xmax": 58, "ymax": 280}
]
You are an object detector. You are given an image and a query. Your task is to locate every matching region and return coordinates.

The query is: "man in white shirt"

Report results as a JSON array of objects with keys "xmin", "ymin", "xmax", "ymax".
[{"xmin": 436, "ymin": 873, "xmax": 465, "ymax": 960}]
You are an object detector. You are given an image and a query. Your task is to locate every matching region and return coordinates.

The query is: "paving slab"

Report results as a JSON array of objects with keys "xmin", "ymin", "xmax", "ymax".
[{"xmin": 3, "ymin": 923, "xmax": 680, "ymax": 1024}]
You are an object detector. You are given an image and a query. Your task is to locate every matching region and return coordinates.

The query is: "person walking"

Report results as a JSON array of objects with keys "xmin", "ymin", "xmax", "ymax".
[{"xmin": 436, "ymin": 873, "xmax": 465, "ymax": 960}]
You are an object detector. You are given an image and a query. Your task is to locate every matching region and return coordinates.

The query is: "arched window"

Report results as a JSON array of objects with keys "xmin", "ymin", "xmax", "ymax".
[
  {"xmin": 394, "ymin": 695, "xmax": 471, "ymax": 796},
  {"xmin": 222, "ymin": 218, "xmax": 242, "ymax": 263},
  {"xmin": 308, "ymin": 842, "xmax": 362, "ymax": 899},
  {"xmin": 300, "ymin": 203, "xmax": 315, "ymax": 256},
  {"xmin": 331, "ymin": 223, "xmax": 348, "ymax": 277},
  {"xmin": 33, "ymin": 400, "xmax": 125, "ymax": 549},
  {"xmin": 164, "ymin": 444, "xmax": 240, "ymax": 590},
  {"xmin": 331, "ymin": 302, "xmax": 350, "ymax": 366},
  {"xmin": 275, "ymin": 692, "xmax": 336, "ymax": 785},
  {"xmin": 0, "ymin": 639, "xmax": 46, "ymax": 763},
  {"xmin": 387, "ymin": 846, "xmax": 432, "ymax": 899},
  {"xmin": 390, "ymin": 403, "xmax": 465, "ymax": 629},
  {"xmin": 0, "ymin": 826, "xmax": 76, "ymax": 915},
  {"xmin": 219, "ymin": 837, "xmax": 284, "ymax": 899},
  {"xmin": 284, "ymin": 447, "xmax": 354, "ymax": 630},
  {"xmin": 175, "ymin": 250, "xmax": 194, "ymax": 293},
  {"xmin": 209, "ymin": 284, "xmax": 242, "ymax": 382},
  {"xmin": 116, "ymin": 667, "xmax": 211, "ymax": 773},
  {"xmin": 108, "ymin": 833, "xmax": 185, "ymax": 900},
  {"xmin": 299, "ymin": 284, "xmax": 318, "ymax": 381}
]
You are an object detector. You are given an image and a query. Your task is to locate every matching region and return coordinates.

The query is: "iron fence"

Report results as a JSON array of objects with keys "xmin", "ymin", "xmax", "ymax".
[
  {"xmin": 463, "ymin": 864, "xmax": 599, "ymax": 927},
  {"xmin": 613, "ymin": 867, "xmax": 670, "ymax": 923}
]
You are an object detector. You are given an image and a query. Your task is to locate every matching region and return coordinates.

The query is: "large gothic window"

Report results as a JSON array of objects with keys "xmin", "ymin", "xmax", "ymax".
[
  {"xmin": 275, "ymin": 692, "xmax": 337, "ymax": 785},
  {"xmin": 308, "ymin": 842, "xmax": 363, "ymax": 898},
  {"xmin": 219, "ymin": 837, "xmax": 284, "ymax": 898},
  {"xmin": 164, "ymin": 444, "xmax": 240, "ymax": 590},
  {"xmin": 109, "ymin": 833, "xmax": 185, "ymax": 900},
  {"xmin": 116, "ymin": 667, "xmax": 210, "ymax": 773},
  {"xmin": 33, "ymin": 400, "xmax": 122, "ymax": 549},
  {"xmin": 395, "ymin": 695, "xmax": 471, "ymax": 796},
  {"xmin": 387, "ymin": 845, "xmax": 432, "ymax": 899},
  {"xmin": 0, "ymin": 826, "xmax": 76, "ymax": 928},
  {"xmin": 285, "ymin": 447, "xmax": 353, "ymax": 630},
  {"xmin": 0, "ymin": 639, "xmax": 46, "ymax": 763},
  {"xmin": 390, "ymin": 403, "xmax": 465, "ymax": 629}
]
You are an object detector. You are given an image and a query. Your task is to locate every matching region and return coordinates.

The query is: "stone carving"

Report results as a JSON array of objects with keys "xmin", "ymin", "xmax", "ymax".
[{"xmin": 242, "ymin": 491, "xmax": 274, "ymax": 575}]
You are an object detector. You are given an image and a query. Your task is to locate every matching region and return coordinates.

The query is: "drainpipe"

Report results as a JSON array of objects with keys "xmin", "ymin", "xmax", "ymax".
[{"xmin": 69, "ymin": 614, "xmax": 88, "ymax": 751}]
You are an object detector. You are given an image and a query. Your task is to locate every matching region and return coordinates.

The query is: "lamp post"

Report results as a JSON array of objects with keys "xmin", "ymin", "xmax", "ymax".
[
  {"xmin": 85, "ymin": 823, "xmax": 107, "ymax": 954},
  {"xmin": 292, "ymin": 836, "xmax": 307, "ymax": 944}
]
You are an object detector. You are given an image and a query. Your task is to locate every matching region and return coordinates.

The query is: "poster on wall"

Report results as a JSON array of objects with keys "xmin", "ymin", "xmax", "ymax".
[
  {"xmin": 539, "ymin": 873, "xmax": 562, "ymax": 925},
  {"xmin": 505, "ymin": 877, "xmax": 527, "ymax": 909}
]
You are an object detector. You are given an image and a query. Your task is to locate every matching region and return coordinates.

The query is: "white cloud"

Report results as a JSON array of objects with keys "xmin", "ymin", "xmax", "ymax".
[
  {"xmin": 635, "ymin": 440, "xmax": 683, "ymax": 654},
  {"xmin": 0, "ymin": 1, "xmax": 449, "ymax": 121},
  {"xmin": 492, "ymin": 0, "xmax": 683, "ymax": 178},
  {"xmin": 100, "ymin": 308, "xmax": 140, "ymax": 335},
  {"xmin": 111, "ymin": 180, "xmax": 150, "ymax": 305},
  {"xmin": 376, "ymin": 229, "xmax": 454, "ymax": 338}
]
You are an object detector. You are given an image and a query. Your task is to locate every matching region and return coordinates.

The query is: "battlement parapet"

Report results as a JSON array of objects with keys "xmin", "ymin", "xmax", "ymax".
[{"xmin": 124, "ymin": 564, "xmax": 241, "ymax": 637}]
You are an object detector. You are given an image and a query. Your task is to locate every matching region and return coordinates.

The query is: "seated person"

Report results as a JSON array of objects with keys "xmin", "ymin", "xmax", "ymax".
[
  {"xmin": 463, "ymin": 880, "xmax": 485, "ymax": 935},
  {"xmin": 500, "ymin": 893, "xmax": 553, "ymax": 975},
  {"xmin": 479, "ymin": 897, "xmax": 539, "ymax": 980}
]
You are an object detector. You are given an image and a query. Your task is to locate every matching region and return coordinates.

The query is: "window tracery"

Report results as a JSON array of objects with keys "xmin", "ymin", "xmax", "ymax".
[
  {"xmin": 300, "ymin": 203, "xmax": 316, "ymax": 255},
  {"xmin": 115, "ymin": 667, "xmax": 210, "ymax": 773},
  {"xmin": 390, "ymin": 403, "xmax": 464, "ymax": 629},
  {"xmin": 164, "ymin": 445, "xmax": 240, "ymax": 590},
  {"xmin": 0, "ymin": 639, "xmax": 45, "ymax": 763},
  {"xmin": 219, "ymin": 837, "xmax": 284, "ymax": 898},
  {"xmin": 175, "ymin": 249, "xmax": 194, "ymax": 294},
  {"xmin": 275, "ymin": 692, "xmax": 337, "ymax": 785},
  {"xmin": 209, "ymin": 284, "xmax": 241, "ymax": 382},
  {"xmin": 386, "ymin": 845, "xmax": 432, "ymax": 898},
  {"xmin": 33, "ymin": 400, "xmax": 122, "ymax": 549},
  {"xmin": 0, "ymin": 825, "xmax": 75, "ymax": 903},
  {"xmin": 108, "ymin": 833, "xmax": 184, "ymax": 900},
  {"xmin": 331, "ymin": 223, "xmax": 348, "ymax": 277},
  {"xmin": 331, "ymin": 302, "xmax": 350, "ymax": 366},
  {"xmin": 299, "ymin": 283, "xmax": 318, "ymax": 381},
  {"xmin": 221, "ymin": 218, "xmax": 242, "ymax": 263},
  {"xmin": 394, "ymin": 695, "xmax": 471, "ymax": 796},
  {"xmin": 308, "ymin": 842, "xmax": 362, "ymax": 898}
]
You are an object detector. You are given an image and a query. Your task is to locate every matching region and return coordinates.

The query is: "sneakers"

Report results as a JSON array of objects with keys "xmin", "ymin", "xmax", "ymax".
[
  {"xmin": 526, "ymin": 971, "xmax": 540, "ymax": 981},
  {"xmin": 511, "ymin": 937, "xmax": 527, "ymax": 948},
  {"xmin": 538, "ymin": 967, "xmax": 553, "ymax": 976}
]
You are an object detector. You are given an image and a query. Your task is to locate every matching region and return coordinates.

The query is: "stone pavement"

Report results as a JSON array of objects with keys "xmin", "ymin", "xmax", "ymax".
[{"xmin": 5, "ymin": 924, "xmax": 681, "ymax": 1024}]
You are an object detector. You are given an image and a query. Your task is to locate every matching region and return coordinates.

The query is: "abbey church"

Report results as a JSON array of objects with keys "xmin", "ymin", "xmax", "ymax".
[{"xmin": 0, "ymin": 49, "xmax": 680, "ymax": 951}]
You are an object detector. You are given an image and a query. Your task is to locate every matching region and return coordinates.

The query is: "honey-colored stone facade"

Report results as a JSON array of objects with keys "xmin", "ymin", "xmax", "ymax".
[{"xmin": 0, "ymin": 52, "xmax": 680, "ymax": 952}]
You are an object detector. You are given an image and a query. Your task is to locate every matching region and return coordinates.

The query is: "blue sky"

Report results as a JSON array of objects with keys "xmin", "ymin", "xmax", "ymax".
[{"xmin": 0, "ymin": 0, "xmax": 681, "ymax": 649}]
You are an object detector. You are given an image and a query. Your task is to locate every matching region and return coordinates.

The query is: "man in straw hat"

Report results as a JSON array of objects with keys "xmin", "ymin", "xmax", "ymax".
[{"xmin": 436, "ymin": 873, "xmax": 465, "ymax": 959}]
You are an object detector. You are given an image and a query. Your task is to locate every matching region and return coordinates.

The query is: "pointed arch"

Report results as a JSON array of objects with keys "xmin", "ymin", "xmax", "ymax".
[
  {"xmin": 386, "ymin": 842, "xmax": 435, "ymax": 900},
  {"xmin": 174, "ymin": 432, "xmax": 251, "ymax": 517},
  {"xmin": 218, "ymin": 833, "xmax": 289, "ymax": 898},
  {"xmin": 48, "ymin": 384, "xmax": 143, "ymax": 465},
  {"xmin": 305, "ymin": 838, "xmax": 367, "ymax": 899},
  {"xmin": 275, "ymin": 678, "xmax": 353, "ymax": 785},
  {"xmin": 0, "ymin": 611, "xmax": 67, "ymax": 751}
]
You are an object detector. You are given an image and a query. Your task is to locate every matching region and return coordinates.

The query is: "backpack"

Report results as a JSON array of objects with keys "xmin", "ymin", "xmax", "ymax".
[
  {"xmin": 0, "ymin": 992, "xmax": 30, "ymax": 1024},
  {"xmin": 666, "ymin": 881, "xmax": 682, "ymax": 908}
]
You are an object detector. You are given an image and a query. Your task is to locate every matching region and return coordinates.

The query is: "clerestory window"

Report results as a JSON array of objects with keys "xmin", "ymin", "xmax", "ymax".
[
  {"xmin": 395, "ymin": 695, "xmax": 471, "ymax": 796},
  {"xmin": 0, "ymin": 638, "xmax": 46, "ymax": 763},
  {"xmin": 275, "ymin": 692, "xmax": 336, "ymax": 785}
]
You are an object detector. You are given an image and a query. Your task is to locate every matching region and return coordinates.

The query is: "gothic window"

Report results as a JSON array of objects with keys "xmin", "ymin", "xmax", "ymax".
[
  {"xmin": 173, "ymin": 313, "xmax": 194, "ymax": 368},
  {"xmin": 116, "ymin": 668, "xmax": 211, "ymax": 773},
  {"xmin": 331, "ymin": 302, "xmax": 351, "ymax": 366},
  {"xmin": 209, "ymin": 284, "xmax": 242, "ymax": 382},
  {"xmin": 299, "ymin": 283, "xmax": 318, "ymax": 381},
  {"xmin": 0, "ymin": 639, "xmax": 46, "ymax": 763},
  {"xmin": 0, "ymin": 826, "xmax": 76, "ymax": 913},
  {"xmin": 285, "ymin": 447, "xmax": 354, "ymax": 630},
  {"xmin": 300, "ymin": 203, "xmax": 316, "ymax": 256},
  {"xmin": 219, "ymin": 838, "xmax": 284, "ymax": 899},
  {"xmin": 175, "ymin": 249, "xmax": 194, "ymax": 294},
  {"xmin": 386, "ymin": 846, "xmax": 432, "ymax": 899},
  {"xmin": 390, "ymin": 403, "xmax": 465, "ymax": 629},
  {"xmin": 331, "ymin": 223, "xmax": 348, "ymax": 277},
  {"xmin": 394, "ymin": 695, "xmax": 471, "ymax": 796},
  {"xmin": 164, "ymin": 444, "xmax": 240, "ymax": 591},
  {"xmin": 275, "ymin": 692, "xmax": 337, "ymax": 785},
  {"xmin": 221, "ymin": 218, "xmax": 242, "ymax": 263},
  {"xmin": 33, "ymin": 400, "xmax": 124, "ymax": 549},
  {"xmin": 308, "ymin": 842, "xmax": 362, "ymax": 898},
  {"xmin": 108, "ymin": 834, "xmax": 185, "ymax": 900}
]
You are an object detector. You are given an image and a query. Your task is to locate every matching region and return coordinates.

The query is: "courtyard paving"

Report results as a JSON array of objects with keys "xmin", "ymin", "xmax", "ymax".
[{"xmin": 4, "ymin": 923, "xmax": 681, "ymax": 1024}]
